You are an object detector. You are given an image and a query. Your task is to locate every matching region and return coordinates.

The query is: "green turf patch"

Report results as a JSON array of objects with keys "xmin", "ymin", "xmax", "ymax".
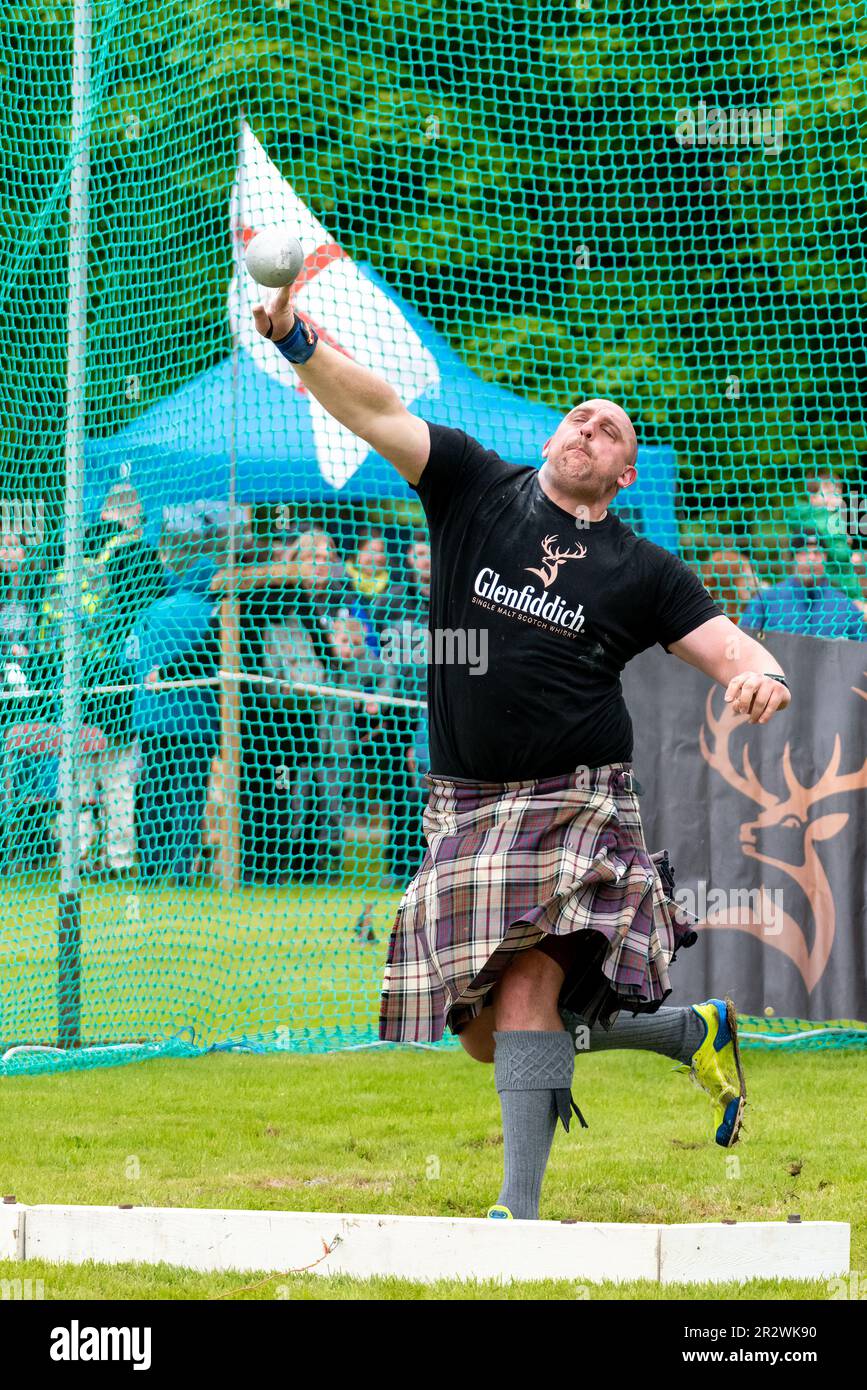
[
  {"xmin": 0, "ymin": 1258, "xmax": 845, "ymax": 1302},
  {"xmin": 0, "ymin": 1048, "xmax": 862, "ymax": 1299},
  {"xmin": 0, "ymin": 876, "xmax": 403, "ymax": 1067},
  {"xmin": 2, "ymin": 875, "xmax": 863, "ymax": 1076}
]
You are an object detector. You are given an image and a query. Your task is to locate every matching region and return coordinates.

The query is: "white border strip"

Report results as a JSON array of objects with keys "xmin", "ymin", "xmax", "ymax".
[
  {"xmin": 0, "ymin": 1204, "xmax": 850, "ymax": 1286},
  {"xmin": 738, "ymin": 1028, "xmax": 863, "ymax": 1045},
  {"xmin": 0, "ymin": 1203, "xmax": 24, "ymax": 1261}
]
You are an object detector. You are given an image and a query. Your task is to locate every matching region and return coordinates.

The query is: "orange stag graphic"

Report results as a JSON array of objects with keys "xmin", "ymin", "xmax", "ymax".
[
  {"xmin": 525, "ymin": 534, "xmax": 587, "ymax": 589},
  {"xmin": 699, "ymin": 689, "xmax": 867, "ymax": 991}
]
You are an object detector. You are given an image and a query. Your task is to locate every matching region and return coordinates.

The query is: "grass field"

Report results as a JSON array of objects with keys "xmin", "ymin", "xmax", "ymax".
[
  {"xmin": 0, "ymin": 867, "xmax": 400, "ymax": 1053},
  {"xmin": 0, "ymin": 1046, "xmax": 864, "ymax": 1300}
]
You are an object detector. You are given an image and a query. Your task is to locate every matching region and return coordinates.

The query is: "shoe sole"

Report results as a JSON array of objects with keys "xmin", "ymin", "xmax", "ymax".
[{"xmin": 721, "ymin": 995, "xmax": 747, "ymax": 1147}]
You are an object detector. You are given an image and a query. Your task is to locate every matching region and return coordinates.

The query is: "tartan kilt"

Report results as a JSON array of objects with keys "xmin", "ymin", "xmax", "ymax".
[{"xmin": 378, "ymin": 763, "xmax": 698, "ymax": 1043}]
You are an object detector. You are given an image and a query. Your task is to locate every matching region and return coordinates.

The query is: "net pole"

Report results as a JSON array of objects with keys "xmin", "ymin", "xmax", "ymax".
[
  {"xmin": 57, "ymin": 0, "xmax": 94, "ymax": 1049},
  {"xmin": 217, "ymin": 110, "xmax": 245, "ymax": 887}
]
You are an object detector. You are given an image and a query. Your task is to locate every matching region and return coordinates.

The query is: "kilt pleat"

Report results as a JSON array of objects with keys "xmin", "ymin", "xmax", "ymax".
[{"xmin": 378, "ymin": 763, "xmax": 697, "ymax": 1042}]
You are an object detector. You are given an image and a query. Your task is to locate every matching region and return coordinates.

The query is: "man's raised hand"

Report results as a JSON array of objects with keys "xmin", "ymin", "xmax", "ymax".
[
  {"xmin": 724, "ymin": 671, "xmax": 791, "ymax": 725},
  {"xmin": 252, "ymin": 284, "xmax": 296, "ymax": 343}
]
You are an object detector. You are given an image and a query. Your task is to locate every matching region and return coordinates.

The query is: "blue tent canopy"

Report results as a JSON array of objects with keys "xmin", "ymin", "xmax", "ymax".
[{"xmin": 85, "ymin": 265, "xmax": 678, "ymax": 552}]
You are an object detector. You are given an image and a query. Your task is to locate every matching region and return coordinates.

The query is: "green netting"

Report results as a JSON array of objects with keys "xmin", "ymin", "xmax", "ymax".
[
  {"xmin": 1, "ymin": 1, "xmax": 865, "ymax": 1074},
  {"xmin": 736, "ymin": 1017, "xmax": 867, "ymax": 1050}
]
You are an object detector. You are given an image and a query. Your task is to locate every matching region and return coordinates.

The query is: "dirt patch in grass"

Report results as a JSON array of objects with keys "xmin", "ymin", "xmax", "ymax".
[
  {"xmin": 254, "ymin": 1175, "xmax": 395, "ymax": 1193},
  {"xmin": 462, "ymin": 1133, "xmax": 503, "ymax": 1149}
]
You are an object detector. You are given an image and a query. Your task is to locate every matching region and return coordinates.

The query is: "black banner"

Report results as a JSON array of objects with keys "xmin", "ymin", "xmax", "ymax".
[
  {"xmin": 10, "ymin": 1297, "xmax": 861, "ymax": 1361},
  {"xmin": 624, "ymin": 630, "xmax": 867, "ymax": 1020}
]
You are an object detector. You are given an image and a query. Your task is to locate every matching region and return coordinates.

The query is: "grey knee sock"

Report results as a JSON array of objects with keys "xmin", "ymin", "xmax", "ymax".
[
  {"xmin": 493, "ymin": 1030, "xmax": 578, "ymax": 1221},
  {"xmin": 561, "ymin": 1004, "xmax": 705, "ymax": 1065}
]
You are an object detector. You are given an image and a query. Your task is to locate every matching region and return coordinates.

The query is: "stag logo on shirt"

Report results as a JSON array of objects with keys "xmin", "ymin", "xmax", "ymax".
[
  {"xmin": 524, "ymin": 534, "xmax": 587, "ymax": 589},
  {"xmin": 472, "ymin": 533, "xmax": 591, "ymax": 635}
]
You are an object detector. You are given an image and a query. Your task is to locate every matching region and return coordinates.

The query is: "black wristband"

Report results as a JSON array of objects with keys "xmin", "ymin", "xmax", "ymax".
[
  {"xmin": 273, "ymin": 313, "xmax": 318, "ymax": 364},
  {"xmin": 764, "ymin": 673, "xmax": 789, "ymax": 689}
]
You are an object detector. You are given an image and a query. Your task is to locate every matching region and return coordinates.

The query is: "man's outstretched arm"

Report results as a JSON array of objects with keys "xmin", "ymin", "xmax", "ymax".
[
  {"xmin": 252, "ymin": 285, "xmax": 431, "ymax": 484},
  {"xmin": 668, "ymin": 614, "xmax": 791, "ymax": 725}
]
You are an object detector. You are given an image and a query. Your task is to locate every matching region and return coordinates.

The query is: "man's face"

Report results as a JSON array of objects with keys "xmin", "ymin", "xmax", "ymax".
[
  {"xmin": 310, "ymin": 537, "xmax": 336, "ymax": 588},
  {"xmin": 330, "ymin": 616, "xmax": 365, "ymax": 661},
  {"xmin": 101, "ymin": 491, "xmax": 142, "ymax": 533},
  {"xmin": 809, "ymin": 475, "xmax": 844, "ymax": 510},
  {"xmin": 793, "ymin": 545, "xmax": 825, "ymax": 584},
  {"xmin": 407, "ymin": 540, "xmax": 431, "ymax": 587},
  {"xmin": 357, "ymin": 536, "xmax": 386, "ymax": 572},
  {"xmin": 0, "ymin": 533, "xmax": 24, "ymax": 575},
  {"xmin": 541, "ymin": 399, "xmax": 638, "ymax": 503},
  {"xmin": 290, "ymin": 533, "xmax": 335, "ymax": 589}
]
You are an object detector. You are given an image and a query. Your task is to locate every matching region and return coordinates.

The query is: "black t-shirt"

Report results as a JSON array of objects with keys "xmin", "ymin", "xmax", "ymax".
[{"xmin": 412, "ymin": 422, "xmax": 721, "ymax": 780}]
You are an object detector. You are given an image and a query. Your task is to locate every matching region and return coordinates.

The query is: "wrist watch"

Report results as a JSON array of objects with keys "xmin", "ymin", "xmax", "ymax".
[{"xmin": 764, "ymin": 673, "xmax": 789, "ymax": 689}]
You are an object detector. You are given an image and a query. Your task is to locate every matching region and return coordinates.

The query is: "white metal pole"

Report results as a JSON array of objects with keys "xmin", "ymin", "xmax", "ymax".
[
  {"xmin": 217, "ymin": 111, "xmax": 245, "ymax": 886},
  {"xmin": 58, "ymin": 0, "xmax": 93, "ymax": 1048}
]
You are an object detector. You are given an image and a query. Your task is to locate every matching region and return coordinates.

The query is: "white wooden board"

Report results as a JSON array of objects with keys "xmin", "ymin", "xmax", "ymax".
[
  {"xmin": 659, "ymin": 1220, "xmax": 851, "ymax": 1285},
  {"xmin": 23, "ymin": 1205, "xmax": 659, "ymax": 1284},
  {"xmin": 0, "ymin": 1202, "xmax": 24, "ymax": 1261},
  {"xmin": 15, "ymin": 1205, "xmax": 853, "ymax": 1285}
]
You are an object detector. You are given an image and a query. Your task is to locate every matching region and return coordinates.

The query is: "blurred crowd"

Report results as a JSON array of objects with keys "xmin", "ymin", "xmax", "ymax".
[
  {"xmin": 0, "ymin": 485, "xmax": 430, "ymax": 885},
  {"xmin": 0, "ymin": 465, "xmax": 863, "ymax": 883},
  {"xmin": 235, "ymin": 520, "xmax": 430, "ymax": 887},
  {"xmin": 694, "ymin": 470, "xmax": 867, "ymax": 639}
]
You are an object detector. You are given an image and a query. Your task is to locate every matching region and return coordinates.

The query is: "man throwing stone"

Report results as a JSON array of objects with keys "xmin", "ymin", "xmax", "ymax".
[{"xmin": 254, "ymin": 287, "xmax": 791, "ymax": 1221}]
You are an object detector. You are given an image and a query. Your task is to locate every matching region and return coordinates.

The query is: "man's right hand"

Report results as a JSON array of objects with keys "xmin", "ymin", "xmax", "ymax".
[{"xmin": 252, "ymin": 284, "xmax": 296, "ymax": 343}]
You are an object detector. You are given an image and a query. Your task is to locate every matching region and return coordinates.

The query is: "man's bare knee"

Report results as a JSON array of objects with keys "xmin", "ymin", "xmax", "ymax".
[
  {"xmin": 457, "ymin": 1008, "xmax": 495, "ymax": 1063},
  {"xmin": 495, "ymin": 948, "xmax": 565, "ymax": 1032}
]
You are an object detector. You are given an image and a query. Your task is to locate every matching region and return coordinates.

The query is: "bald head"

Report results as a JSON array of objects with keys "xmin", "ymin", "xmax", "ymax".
[
  {"xmin": 567, "ymin": 399, "xmax": 637, "ymax": 465},
  {"xmin": 540, "ymin": 398, "xmax": 639, "ymax": 512}
]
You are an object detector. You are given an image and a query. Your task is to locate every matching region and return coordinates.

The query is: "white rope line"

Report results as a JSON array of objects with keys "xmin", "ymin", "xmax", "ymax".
[
  {"xmin": 0, "ymin": 670, "xmax": 428, "ymax": 710},
  {"xmin": 328, "ymin": 1039, "xmax": 445, "ymax": 1053},
  {"xmin": 0, "ymin": 1038, "xmax": 445, "ymax": 1064},
  {"xmin": 7, "ymin": 1032, "xmax": 860, "ymax": 1065},
  {"xmin": 0, "ymin": 1042, "xmax": 149, "ymax": 1063},
  {"xmin": 738, "ymin": 1027, "xmax": 865, "ymax": 1044}
]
